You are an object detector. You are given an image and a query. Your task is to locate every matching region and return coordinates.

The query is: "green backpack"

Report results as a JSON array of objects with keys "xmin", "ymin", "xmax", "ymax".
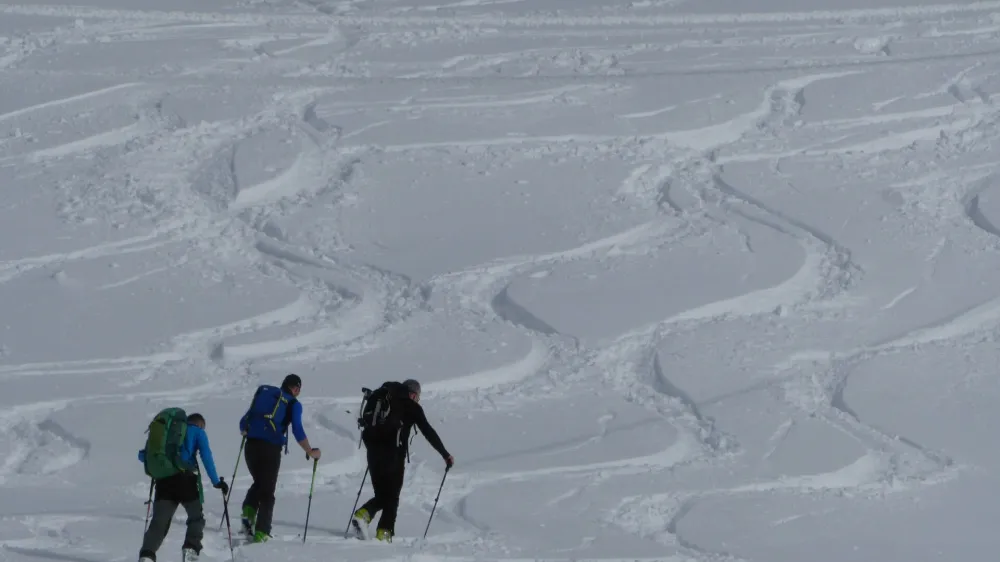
[{"xmin": 143, "ymin": 407, "xmax": 195, "ymax": 480}]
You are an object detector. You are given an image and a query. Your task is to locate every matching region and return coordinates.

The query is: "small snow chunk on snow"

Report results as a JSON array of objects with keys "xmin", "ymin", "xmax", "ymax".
[
  {"xmin": 853, "ymin": 36, "xmax": 892, "ymax": 55},
  {"xmin": 51, "ymin": 270, "xmax": 81, "ymax": 289}
]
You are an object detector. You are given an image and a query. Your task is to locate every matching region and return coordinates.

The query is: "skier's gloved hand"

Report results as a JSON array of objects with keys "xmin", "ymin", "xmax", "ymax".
[
  {"xmin": 306, "ymin": 447, "xmax": 321, "ymax": 460},
  {"xmin": 215, "ymin": 478, "xmax": 229, "ymax": 496},
  {"xmin": 444, "ymin": 455, "xmax": 454, "ymax": 469}
]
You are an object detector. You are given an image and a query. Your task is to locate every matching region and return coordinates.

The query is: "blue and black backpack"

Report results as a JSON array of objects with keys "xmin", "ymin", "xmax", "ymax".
[{"xmin": 243, "ymin": 385, "xmax": 297, "ymax": 451}]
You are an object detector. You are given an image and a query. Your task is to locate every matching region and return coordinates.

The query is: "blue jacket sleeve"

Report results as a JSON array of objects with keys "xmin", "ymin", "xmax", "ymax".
[
  {"xmin": 290, "ymin": 401, "xmax": 306, "ymax": 442},
  {"xmin": 239, "ymin": 411, "xmax": 249, "ymax": 433},
  {"xmin": 196, "ymin": 429, "xmax": 221, "ymax": 486}
]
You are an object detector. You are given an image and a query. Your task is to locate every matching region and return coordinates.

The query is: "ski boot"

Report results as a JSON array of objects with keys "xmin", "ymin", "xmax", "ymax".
[
  {"xmin": 252, "ymin": 530, "xmax": 270, "ymax": 544},
  {"xmin": 240, "ymin": 506, "xmax": 256, "ymax": 540},
  {"xmin": 351, "ymin": 508, "xmax": 371, "ymax": 540}
]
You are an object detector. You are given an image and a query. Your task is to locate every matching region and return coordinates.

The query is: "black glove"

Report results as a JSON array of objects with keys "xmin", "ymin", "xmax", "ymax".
[
  {"xmin": 215, "ymin": 478, "xmax": 229, "ymax": 496},
  {"xmin": 444, "ymin": 455, "xmax": 454, "ymax": 469}
]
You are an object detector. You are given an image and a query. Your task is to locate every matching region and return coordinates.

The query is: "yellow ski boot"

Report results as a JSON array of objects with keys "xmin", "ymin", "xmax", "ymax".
[{"xmin": 351, "ymin": 508, "xmax": 371, "ymax": 540}]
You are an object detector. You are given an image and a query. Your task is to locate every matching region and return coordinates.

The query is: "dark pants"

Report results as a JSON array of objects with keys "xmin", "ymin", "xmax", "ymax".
[
  {"xmin": 359, "ymin": 444, "xmax": 405, "ymax": 534},
  {"xmin": 241, "ymin": 438, "xmax": 282, "ymax": 536},
  {"xmin": 139, "ymin": 473, "xmax": 205, "ymax": 560}
]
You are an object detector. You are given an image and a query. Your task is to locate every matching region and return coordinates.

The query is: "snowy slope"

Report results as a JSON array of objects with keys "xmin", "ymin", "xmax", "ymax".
[{"xmin": 3, "ymin": 0, "xmax": 1000, "ymax": 560}]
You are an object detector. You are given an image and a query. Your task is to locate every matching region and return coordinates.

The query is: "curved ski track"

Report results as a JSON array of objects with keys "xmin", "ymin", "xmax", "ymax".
[{"xmin": 3, "ymin": 2, "xmax": 1000, "ymax": 561}]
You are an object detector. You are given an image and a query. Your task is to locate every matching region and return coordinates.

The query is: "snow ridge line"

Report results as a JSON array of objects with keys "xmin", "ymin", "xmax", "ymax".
[{"xmin": 4, "ymin": 2, "xmax": 1000, "ymax": 27}]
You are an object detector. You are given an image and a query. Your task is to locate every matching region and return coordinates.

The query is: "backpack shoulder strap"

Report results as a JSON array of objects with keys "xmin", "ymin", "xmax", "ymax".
[{"xmin": 263, "ymin": 389, "xmax": 290, "ymax": 432}]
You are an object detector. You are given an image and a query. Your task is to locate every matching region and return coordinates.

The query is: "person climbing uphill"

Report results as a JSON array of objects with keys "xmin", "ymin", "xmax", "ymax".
[
  {"xmin": 352, "ymin": 379, "xmax": 454, "ymax": 542},
  {"xmin": 238, "ymin": 374, "xmax": 321, "ymax": 544},
  {"xmin": 138, "ymin": 412, "xmax": 227, "ymax": 562}
]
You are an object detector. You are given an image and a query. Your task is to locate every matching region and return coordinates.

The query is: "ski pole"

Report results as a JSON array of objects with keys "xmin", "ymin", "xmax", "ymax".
[
  {"xmin": 143, "ymin": 478, "xmax": 154, "ymax": 532},
  {"xmin": 219, "ymin": 436, "xmax": 246, "ymax": 531},
  {"xmin": 423, "ymin": 466, "xmax": 450, "ymax": 540},
  {"xmin": 344, "ymin": 467, "xmax": 369, "ymax": 537},
  {"xmin": 219, "ymin": 478, "xmax": 235, "ymax": 562},
  {"xmin": 302, "ymin": 458, "xmax": 318, "ymax": 543}
]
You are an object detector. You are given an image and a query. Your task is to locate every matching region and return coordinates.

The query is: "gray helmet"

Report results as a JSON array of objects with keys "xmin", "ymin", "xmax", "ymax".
[{"xmin": 402, "ymin": 379, "xmax": 421, "ymax": 395}]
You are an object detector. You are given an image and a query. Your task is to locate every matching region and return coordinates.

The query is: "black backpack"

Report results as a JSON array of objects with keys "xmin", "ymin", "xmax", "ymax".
[{"xmin": 357, "ymin": 381, "xmax": 409, "ymax": 445}]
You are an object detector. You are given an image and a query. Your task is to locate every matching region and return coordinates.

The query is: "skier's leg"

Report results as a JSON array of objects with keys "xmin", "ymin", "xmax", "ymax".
[
  {"xmin": 241, "ymin": 439, "xmax": 263, "ymax": 534},
  {"xmin": 139, "ymin": 500, "xmax": 179, "ymax": 559},
  {"xmin": 375, "ymin": 453, "xmax": 405, "ymax": 540},
  {"xmin": 180, "ymin": 498, "xmax": 206, "ymax": 554},
  {"xmin": 359, "ymin": 446, "xmax": 392, "ymax": 516},
  {"xmin": 169, "ymin": 473, "xmax": 204, "ymax": 554},
  {"xmin": 250, "ymin": 442, "xmax": 282, "ymax": 539}
]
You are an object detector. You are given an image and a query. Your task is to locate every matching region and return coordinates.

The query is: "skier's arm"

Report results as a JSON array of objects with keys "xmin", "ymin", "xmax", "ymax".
[
  {"xmin": 290, "ymin": 402, "xmax": 317, "ymax": 456},
  {"xmin": 196, "ymin": 429, "xmax": 221, "ymax": 486},
  {"xmin": 413, "ymin": 405, "xmax": 450, "ymax": 459}
]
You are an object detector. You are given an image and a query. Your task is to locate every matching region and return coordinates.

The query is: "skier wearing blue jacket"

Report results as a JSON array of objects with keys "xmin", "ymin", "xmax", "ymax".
[
  {"xmin": 238, "ymin": 374, "xmax": 321, "ymax": 544},
  {"xmin": 138, "ymin": 413, "xmax": 227, "ymax": 562}
]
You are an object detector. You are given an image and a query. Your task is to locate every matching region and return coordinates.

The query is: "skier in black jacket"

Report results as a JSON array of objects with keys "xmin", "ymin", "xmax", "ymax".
[{"xmin": 351, "ymin": 379, "xmax": 454, "ymax": 542}]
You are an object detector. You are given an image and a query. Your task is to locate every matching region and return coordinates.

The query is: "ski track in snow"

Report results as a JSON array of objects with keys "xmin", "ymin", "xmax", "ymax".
[{"xmin": 4, "ymin": 1, "xmax": 1000, "ymax": 560}]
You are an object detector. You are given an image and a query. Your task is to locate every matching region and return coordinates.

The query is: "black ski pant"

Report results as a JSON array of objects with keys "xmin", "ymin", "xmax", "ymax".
[
  {"xmin": 241, "ymin": 438, "xmax": 283, "ymax": 536},
  {"xmin": 139, "ymin": 472, "xmax": 205, "ymax": 559},
  {"xmin": 359, "ymin": 444, "xmax": 406, "ymax": 535}
]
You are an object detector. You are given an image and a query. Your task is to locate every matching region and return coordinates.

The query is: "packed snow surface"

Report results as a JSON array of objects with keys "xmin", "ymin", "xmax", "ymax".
[{"xmin": 3, "ymin": 0, "xmax": 1000, "ymax": 560}]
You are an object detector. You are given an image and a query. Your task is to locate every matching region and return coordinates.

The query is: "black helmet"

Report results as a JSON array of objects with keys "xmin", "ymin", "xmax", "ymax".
[{"xmin": 282, "ymin": 373, "xmax": 302, "ymax": 392}]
